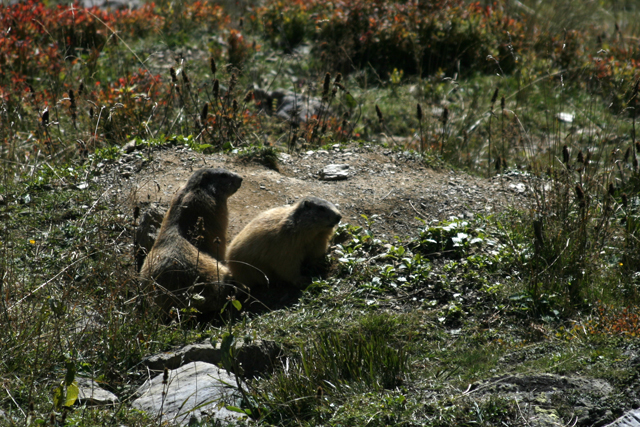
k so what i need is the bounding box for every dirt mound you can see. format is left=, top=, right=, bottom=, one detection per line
left=112, top=143, right=530, bottom=240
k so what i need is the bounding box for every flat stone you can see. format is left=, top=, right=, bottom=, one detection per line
left=607, top=409, right=640, bottom=427
left=476, top=373, right=613, bottom=395
left=76, top=378, right=119, bottom=406
left=142, top=339, right=281, bottom=378
left=143, top=342, right=222, bottom=372
left=473, top=374, right=614, bottom=427
left=132, top=362, right=244, bottom=426
left=556, top=112, right=575, bottom=123
left=320, top=164, right=350, bottom=181
left=278, top=153, right=291, bottom=162
left=509, top=183, right=526, bottom=193
left=122, top=139, right=137, bottom=153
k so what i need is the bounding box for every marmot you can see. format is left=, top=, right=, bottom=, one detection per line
left=140, top=168, right=242, bottom=314
left=226, top=196, right=342, bottom=289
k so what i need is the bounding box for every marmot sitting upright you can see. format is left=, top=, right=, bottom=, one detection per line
left=140, top=168, right=242, bottom=314
left=226, top=196, right=342, bottom=290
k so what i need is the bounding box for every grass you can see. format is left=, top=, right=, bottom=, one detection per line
left=2, top=0, right=640, bottom=425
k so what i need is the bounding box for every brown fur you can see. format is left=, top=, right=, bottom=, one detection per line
left=140, top=168, right=242, bottom=314
left=226, top=196, right=341, bottom=289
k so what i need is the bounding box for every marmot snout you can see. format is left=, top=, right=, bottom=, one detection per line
left=226, top=196, right=341, bottom=290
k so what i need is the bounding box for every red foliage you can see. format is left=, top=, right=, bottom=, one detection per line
left=590, top=303, right=640, bottom=337
left=0, top=0, right=162, bottom=89
left=227, top=29, right=252, bottom=68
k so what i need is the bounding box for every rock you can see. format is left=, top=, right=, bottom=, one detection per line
left=135, top=205, right=166, bottom=271
left=320, top=164, right=350, bottom=181
left=122, top=139, right=138, bottom=153
left=475, top=373, right=613, bottom=396
left=607, top=409, right=640, bottom=427
left=226, top=339, right=282, bottom=378
left=509, top=182, right=526, bottom=193
left=556, top=112, right=575, bottom=123
left=76, top=378, right=119, bottom=406
left=253, top=88, right=324, bottom=124
left=143, top=339, right=281, bottom=379
left=471, top=374, right=614, bottom=427
left=132, top=362, right=244, bottom=426
left=278, top=153, right=292, bottom=163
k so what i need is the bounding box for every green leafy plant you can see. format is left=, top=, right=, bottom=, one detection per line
left=52, top=361, right=79, bottom=411
left=414, top=217, right=489, bottom=259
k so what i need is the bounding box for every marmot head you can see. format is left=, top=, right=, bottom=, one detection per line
left=183, top=168, right=243, bottom=202
left=292, top=196, right=342, bottom=229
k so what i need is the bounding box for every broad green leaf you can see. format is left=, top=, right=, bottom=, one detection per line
left=64, top=383, right=79, bottom=407
left=52, top=385, right=64, bottom=410
left=220, top=333, right=235, bottom=372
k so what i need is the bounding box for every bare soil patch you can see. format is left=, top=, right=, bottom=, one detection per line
left=108, top=143, right=530, bottom=240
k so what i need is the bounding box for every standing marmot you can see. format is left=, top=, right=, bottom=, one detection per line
left=226, top=196, right=342, bottom=289
left=140, top=168, right=242, bottom=314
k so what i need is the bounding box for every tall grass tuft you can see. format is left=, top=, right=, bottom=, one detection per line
left=251, top=319, right=407, bottom=424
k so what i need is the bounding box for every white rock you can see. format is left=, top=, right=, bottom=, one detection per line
left=122, top=139, right=137, bottom=153
left=132, top=362, right=244, bottom=426
left=76, top=378, right=119, bottom=406
left=320, top=164, right=350, bottom=181
left=555, top=112, right=575, bottom=123
left=606, top=409, right=640, bottom=427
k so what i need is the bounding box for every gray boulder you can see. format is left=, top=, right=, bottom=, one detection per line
left=132, top=362, right=245, bottom=426
left=143, top=339, right=281, bottom=379
left=320, top=164, right=350, bottom=181
left=76, top=378, right=119, bottom=406
left=607, top=409, right=640, bottom=427
left=471, top=373, right=614, bottom=427
left=254, top=88, right=324, bottom=125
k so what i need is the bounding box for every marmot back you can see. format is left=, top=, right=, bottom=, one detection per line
left=140, top=168, right=242, bottom=314
left=226, top=196, right=341, bottom=290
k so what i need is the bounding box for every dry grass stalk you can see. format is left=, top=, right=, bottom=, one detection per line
left=375, top=104, right=384, bottom=124
left=213, top=79, right=220, bottom=99
left=322, top=72, right=331, bottom=100
left=200, top=102, right=209, bottom=124
left=417, top=103, right=424, bottom=154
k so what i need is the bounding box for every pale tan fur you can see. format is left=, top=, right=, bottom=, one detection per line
left=140, top=168, right=242, bottom=314
left=227, top=197, right=341, bottom=289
